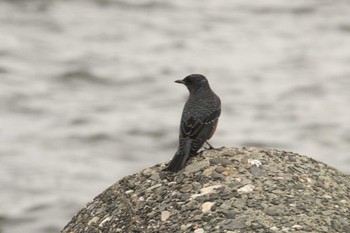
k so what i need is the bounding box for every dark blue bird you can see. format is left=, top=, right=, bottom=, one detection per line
left=165, top=74, right=221, bottom=172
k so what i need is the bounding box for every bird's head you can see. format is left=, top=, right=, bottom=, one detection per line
left=175, top=74, right=210, bottom=93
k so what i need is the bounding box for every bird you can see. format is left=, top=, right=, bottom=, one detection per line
left=165, top=74, right=221, bottom=172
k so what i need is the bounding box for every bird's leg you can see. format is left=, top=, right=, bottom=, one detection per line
left=205, top=141, right=215, bottom=149
left=205, top=141, right=224, bottom=151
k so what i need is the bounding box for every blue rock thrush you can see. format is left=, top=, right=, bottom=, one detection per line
left=166, top=74, right=221, bottom=172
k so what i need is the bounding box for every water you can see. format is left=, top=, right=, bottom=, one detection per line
left=0, top=0, right=349, bottom=232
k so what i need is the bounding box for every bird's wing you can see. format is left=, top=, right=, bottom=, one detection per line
left=179, top=107, right=221, bottom=155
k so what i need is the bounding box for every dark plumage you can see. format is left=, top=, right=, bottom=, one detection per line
left=165, top=74, right=221, bottom=172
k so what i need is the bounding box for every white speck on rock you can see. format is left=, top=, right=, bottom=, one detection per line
left=322, top=194, right=332, bottom=199
left=191, top=185, right=222, bottom=199
left=125, top=190, right=134, bottom=194
left=161, top=210, right=171, bottom=221
left=194, top=228, right=204, bottom=233
left=248, top=159, right=262, bottom=167
left=88, top=216, right=99, bottom=225
left=180, top=224, right=188, bottom=230
left=201, top=201, right=215, bottom=213
left=237, top=184, right=255, bottom=193
left=147, top=183, right=162, bottom=191
left=99, top=216, right=111, bottom=227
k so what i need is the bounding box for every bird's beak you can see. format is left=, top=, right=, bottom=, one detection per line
left=175, top=79, right=185, bottom=84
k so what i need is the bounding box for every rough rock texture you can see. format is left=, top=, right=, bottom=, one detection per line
left=62, top=147, right=350, bottom=233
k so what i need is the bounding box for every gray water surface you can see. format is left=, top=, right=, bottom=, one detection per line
left=1, top=0, right=350, bottom=232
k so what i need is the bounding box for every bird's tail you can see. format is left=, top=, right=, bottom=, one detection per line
left=165, top=140, right=191, bottom=172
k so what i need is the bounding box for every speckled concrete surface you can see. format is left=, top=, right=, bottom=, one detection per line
left=62, top=147, right=350, bottom=233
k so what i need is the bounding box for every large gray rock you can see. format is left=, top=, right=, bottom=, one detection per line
left=62, top=147, right=350, bottom=233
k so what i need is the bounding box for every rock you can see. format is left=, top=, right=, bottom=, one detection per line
left=62, top=147, right=350, bottom=233
left=292, top=224, right=303, bottom=229
left=345, top=225, right=350, bottom=233
left=211, top=171, right=225, bottom=180
left=219, top=210, right=236, bottom=219
left=264, top=206, right=284, bottom=216
left=248, top=159, right=262, bottom=167
left=185, top=160, right=210, bottom=173
left=209, top=157, right=233, bottom=166
left=87, top=216, right=99, bottom=225
left=161, top=210, right=170, bottom=221
left=237, top=184, right=255, bottom=193
left=125, top=189, right=133, bottom=194
left=194, top=228, right=204, bottom=233
left=190, top=184, right=223, bottom=199
left=215, top=166, right=226, bottom=173
left=223, top=217, right=248, bottom=230
left=202, top=167, right=215, bottom=177
left=201, top=202, right=215, bottom=213
left=180, top=184, right=192, bottom=193
left=99, top=216, right=111, bottom=227
left=232, top=199, right=246, bottom=209
left=150, top=173, right=160, bottom=181
left=321, top=210, right=333, bottom=216
left=249, top=166, right=266, bottom=177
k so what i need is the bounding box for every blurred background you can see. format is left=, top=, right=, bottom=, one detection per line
left=0, top=0, right=349, bottom=232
